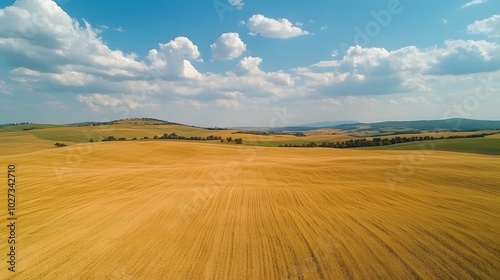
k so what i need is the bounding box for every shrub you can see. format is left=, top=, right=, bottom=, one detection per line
left=102, top=136, right=117, bottom=142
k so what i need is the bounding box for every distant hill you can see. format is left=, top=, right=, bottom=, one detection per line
left=267, top=121, right=358, bottom=132
left=68, top=118, right=228, bottom=130
left=270, top=126, right=319, bottom=132
left=335, top=118, right=500, bottom=132
left=4, top=118, right=500, bottom=134
left=297, top=121, right=358, bottom=128
left=259, top=118, right=500, bottom=133
left=68, top=118, right=174, bottom=126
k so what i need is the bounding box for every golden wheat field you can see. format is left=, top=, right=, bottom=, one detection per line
left=0, top=140, right=499, bottom=279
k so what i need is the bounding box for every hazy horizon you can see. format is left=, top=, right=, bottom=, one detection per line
left=4, top=116, right=500, bottom=128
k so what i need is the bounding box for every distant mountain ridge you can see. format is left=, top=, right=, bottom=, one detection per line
left=335, top=118, right=500, bottom=131
left=263, top=118, right=500, bottom=133
left=3, top=118, right=499, bottom=133
left=297, top=121, right=358, bottom=128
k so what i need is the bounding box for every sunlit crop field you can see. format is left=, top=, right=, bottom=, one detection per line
left=0, top=140, right=498, bottom=279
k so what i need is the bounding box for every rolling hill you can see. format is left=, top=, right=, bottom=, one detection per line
left=335, top=118, right=500, bottom=132
left=0, top=141, right=499, bottom=279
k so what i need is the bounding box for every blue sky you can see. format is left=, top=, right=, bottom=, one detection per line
left=0, top=0, right=499, bottom=127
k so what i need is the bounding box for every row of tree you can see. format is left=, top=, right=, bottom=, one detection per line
left=232, top=131, right=306, bottom=137
left=100, top=136, right=126, bottom=142
left=279, top=133, right=493, bottom=149
left=226, top=137, right=243, bottom=144
left=153, top=133, right=223, bottom=141
left=93, top=134, right=243, bottom=144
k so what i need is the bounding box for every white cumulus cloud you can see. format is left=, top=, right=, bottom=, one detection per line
left=235, top=56, right=294, bottom=86
left=236, top=56, right=263, bottom=75
left=147, top=37, right=202, bottom=79
left=215, top=99, right=241, bottom=109
left=0, top=0, right=146, bottom=80
left=300, top=40, right=500, bottom=96
left=247, top=14, right=309, bottom=39
left=228, top=0, right=244, bottom=9
left=211, top=33, right=246, bottom=60
left=460, top=0, right=487, bottom=8
left=468, top=14, right=500, bottom=38
left=77, top=93, right=123, bottom=110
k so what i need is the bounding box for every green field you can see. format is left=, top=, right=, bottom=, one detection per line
left=360, top=137, right=500, bottom=155
left=0, top=124, right=61, bottom=132
left=0, top=124, right=227, bottom=143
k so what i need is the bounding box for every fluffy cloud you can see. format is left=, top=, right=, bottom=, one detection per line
left=247, top=14, right=309, bottom=39
left=1, top=0, right=499, bottom=124
left=147, top=37, right=202, bottom=79
left=77, top=93, right=123, bottom=110
left=236, top=56, right=263, bottom=75
left=430, top=40, right=500, bottom=75
left=468, top=15, right=500, bottom=38
left=0, top=0, right=204, bottom=90
left=228, top=0, right=244, bottom=9
left=0, top=0, right=146, bottom=79
left=210, top=33, right=246, bottom=60
left=215, top=99, right=241, bottom=109
left=77, top=92, right=158, bottom=111
left=235, top=56, right=294, bottom=87
left=299, top=40, right=500, bottom=96
left=460, top=0, right=487, bottom=8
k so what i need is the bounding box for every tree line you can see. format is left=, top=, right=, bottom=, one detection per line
left=94, top=133, right=243, bottom=144
left=232, top=131, right=305, bottom=137
left=278, top=133, right=496, bottom=149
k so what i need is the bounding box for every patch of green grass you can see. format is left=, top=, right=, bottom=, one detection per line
left=0, top=124, right=60, bottom=132
left=360, top=138, right=500, bottom=155
left=0, top=124, right=230, bottom=143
